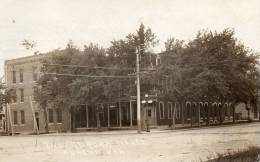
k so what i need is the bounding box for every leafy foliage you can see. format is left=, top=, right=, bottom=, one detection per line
left=160, top=29, right=259, bottom=104
left=34, top=26, right=259, bottom=132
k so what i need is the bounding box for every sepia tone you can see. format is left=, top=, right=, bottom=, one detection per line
left=0, top=0, right=260, bottom=162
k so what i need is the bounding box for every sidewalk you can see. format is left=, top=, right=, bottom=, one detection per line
left=39, top=120, right=259, bottom=136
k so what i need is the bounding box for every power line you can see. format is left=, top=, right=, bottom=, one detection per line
left=42, top=63, right=136, bottom=71
left=158, top=58, right=257, bottom=70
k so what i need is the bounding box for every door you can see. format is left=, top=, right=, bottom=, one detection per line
left=146, top=104, right=156, bottom=126
left=35, top=112, right=39, bottom=130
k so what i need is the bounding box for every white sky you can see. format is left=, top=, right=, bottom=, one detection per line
left=0, top=0, right=260, bottom=76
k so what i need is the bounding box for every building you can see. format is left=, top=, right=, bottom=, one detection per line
left=4, top=53, right=70, bottom=134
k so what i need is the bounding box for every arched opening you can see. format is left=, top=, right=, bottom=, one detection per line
left=212, top=102, right=218, bottom=123
left=218, top=103, right=222, bottom=123
left=199, top=102, right=204, bottom=123
left=186, top=102, right=191, bottom=124
left=224, top=103, right=228, bottom=121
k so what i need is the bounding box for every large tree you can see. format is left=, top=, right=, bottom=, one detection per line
left=161, top=29, right=259, bottom=105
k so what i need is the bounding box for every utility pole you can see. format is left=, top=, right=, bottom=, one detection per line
left=136, top=49, right=141, bottom=134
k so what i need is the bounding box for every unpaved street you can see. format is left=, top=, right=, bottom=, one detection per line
left=0, top=123, right=260, bottom=162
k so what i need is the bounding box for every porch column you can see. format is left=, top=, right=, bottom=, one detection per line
left=207, top=104, right=210, bottom=126
left=233, top=104, right=235, bottom=123
left=172, top=104, right=176, bottom=129
left=86, top=105, right=89, bottom=128
left=130, top=100, right=133, bottom=127
left=154, top=101, right=157, bottom=126
left=107, top=103, right=110, bottom=128
left=198, top=105, right=201, bottom=127
left=119, top=102, right=122, bottom=127
left=191, top=104, right=194, bottom=128
left=228, top=104, right=231, bottom=120
left=181, top=103, right=184, bottom=126
left=116, top=103, right=119, bottom=126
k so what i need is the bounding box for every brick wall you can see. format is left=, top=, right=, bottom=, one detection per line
left=5, top=54, right=70, bottom=133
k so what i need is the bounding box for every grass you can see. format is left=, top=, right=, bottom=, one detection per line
left=205, top=146, right=260, bottom=162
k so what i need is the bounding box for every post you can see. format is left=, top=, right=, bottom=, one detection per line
left=4, top=103, right=8, bottom=133
left=130, top=101, right=133, bottom=127
left=233, top=104, right=235, bottom=123
left=172, top=104, right=176, bottom=129
left=181, top=103, right=184, bottom=126
left=154, top=101, right=157, bottom=125
left=198, top=104, right=201, bottom=127
left=7, top=104, right=14, bottom=136
left=191, top=104, right=193, bottom=128
left=29, top=96, right=39, bottom=135
left=136, top=49, right=141, bottom=134
left=86, top=105, right=89, bottom=128
left=119, top=102, right=122, bottom=127
left=107, top=103, right=110, bottom=128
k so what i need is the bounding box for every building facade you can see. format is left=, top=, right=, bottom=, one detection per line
left=5, top=54, right=70, bottom=134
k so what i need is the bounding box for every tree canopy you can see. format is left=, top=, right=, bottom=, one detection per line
left=34, top=25, right=259, bottom=131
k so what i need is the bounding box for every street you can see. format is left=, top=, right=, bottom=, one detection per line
left=0, top=122, right=260, bottom=162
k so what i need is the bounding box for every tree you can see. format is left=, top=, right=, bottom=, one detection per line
left=161, top=29, right=259, bottom=106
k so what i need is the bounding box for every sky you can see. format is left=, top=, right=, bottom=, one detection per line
left=0, top=0, right=260, bottom=76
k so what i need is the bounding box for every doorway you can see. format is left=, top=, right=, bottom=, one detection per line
left=144, top=103, right=156, bottom=126
left=35, top=112, right=39, bottom=130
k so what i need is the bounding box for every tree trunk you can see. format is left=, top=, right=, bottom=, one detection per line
left=247, top=108, right=250, bottom=122
left=43, top=106, right=49, bottom=133
left=233, top=105, right=235, bottom=123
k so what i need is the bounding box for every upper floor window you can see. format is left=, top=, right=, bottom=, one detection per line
left=20, top=88, right=24, bottom=102
left=11, top=89, right=17, bottom=103
left=12, top=71, right=16, bottom=83
left=32, top=66, right=38, bottom=81
left=19, top=69, right=24, bottom=83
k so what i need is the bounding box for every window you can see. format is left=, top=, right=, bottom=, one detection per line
left=168, top=102, right=173, bottom=119
left=12, top=71, right=16, bottom=83
left=32, top=66, right=37, bottom=81
left=159, top=102, right=164, bottom=119
left=13, top=111, right=18, bottom=124
left=56, top=108, right=62, bottom=123
left=48, top=109, right=54, bottom=123
left=21, top=110, right=25, bottom=124
left=12, top=89, right=17, bottom=103
left=20, top=88, right=24, bottom=102
left=19, top=69, right=24, bottom=83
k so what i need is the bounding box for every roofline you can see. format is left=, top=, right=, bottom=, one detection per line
left=4, top=50, right=63, bottom=65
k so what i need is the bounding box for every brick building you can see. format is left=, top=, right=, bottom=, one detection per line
left=4, top=54, right=70, bottom=134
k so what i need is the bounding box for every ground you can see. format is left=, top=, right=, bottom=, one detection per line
left=0, top=123, right=260, bottom=162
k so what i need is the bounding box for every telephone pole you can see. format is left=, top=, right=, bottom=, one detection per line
left=136, top=49, right=141, bottom=134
